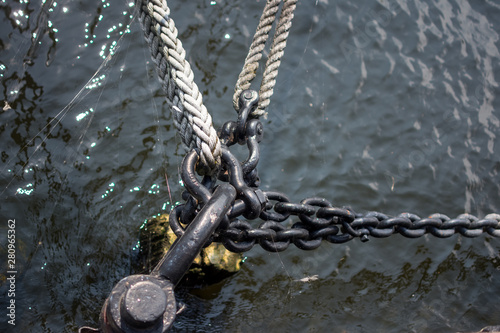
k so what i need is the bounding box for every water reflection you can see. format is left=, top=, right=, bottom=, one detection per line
left=0, top=0, right=499, bottom=332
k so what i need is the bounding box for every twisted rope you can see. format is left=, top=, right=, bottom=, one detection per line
left=233, top=0, right=298, bottom=117
left=233, top=0, right=281, bottom=111
left=257, top=0, right=297, bottom=116
left=137, top=0, right=221, bottom=174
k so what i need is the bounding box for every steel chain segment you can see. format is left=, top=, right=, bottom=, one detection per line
left=170, top=90, right=500, bottom=253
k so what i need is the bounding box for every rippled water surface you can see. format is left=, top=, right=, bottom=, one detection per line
left=1, top=0, right=499, bottom=332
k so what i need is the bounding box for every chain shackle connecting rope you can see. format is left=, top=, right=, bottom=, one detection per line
left=136, top=0, right=500, bottom=253
left=170, top=90, right=500, bottom=253
left=138, top=0, right=297, bottom=172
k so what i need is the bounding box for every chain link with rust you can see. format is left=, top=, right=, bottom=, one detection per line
left=169, top=90, right=500, bottom=253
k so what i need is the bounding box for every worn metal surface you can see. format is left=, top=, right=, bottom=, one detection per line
left=139, top=213, right=242, bottom=286
left=152, top=181, right=236, bottom=285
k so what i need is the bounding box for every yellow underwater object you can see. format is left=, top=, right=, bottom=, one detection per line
left=138, top=213, right=242, bottom=286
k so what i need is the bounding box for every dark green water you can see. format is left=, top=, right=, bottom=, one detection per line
left=1, top=0, right=499, bottom=332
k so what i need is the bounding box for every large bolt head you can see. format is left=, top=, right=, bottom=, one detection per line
left=120, top=281, right=168, bottom=328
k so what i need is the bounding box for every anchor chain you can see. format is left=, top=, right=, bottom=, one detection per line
left=170, top=90, right=500, bottom=253
left=80, top=92, right=500, bottom=333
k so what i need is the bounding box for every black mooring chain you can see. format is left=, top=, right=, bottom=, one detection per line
left=169, top=90, right=500, bottom=253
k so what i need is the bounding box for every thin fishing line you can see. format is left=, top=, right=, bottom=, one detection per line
left=1, top=8, right=139, bottom=196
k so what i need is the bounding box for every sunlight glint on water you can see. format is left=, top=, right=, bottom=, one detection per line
left=0, top=0, right=499, bottom=332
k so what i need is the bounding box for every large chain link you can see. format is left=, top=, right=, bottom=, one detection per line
left=169, top=90, right=500, bottom=253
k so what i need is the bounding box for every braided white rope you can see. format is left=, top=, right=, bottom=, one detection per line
left=137, top=0, right=221, bottom=174
left=233, top=0, right=298, bottom=117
